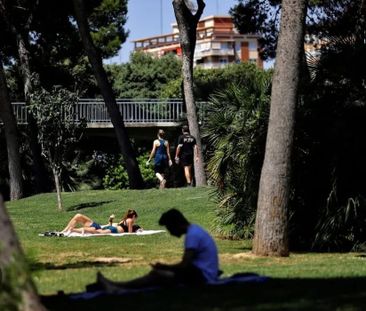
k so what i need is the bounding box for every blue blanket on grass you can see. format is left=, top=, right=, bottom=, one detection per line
left=70, top=273, right=269, bottom=301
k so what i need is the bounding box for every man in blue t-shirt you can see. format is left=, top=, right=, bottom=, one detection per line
left=96, top=209, right=219, bottom=291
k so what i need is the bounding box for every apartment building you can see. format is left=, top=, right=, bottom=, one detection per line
left=133, top=16, right=263, bottom=69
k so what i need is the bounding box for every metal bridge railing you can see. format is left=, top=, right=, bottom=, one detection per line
left=76, top=99, right=185, bottom=124
left=9, top=99, right=207, bottom=126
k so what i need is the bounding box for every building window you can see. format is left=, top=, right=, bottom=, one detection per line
left=198, top=42, right=210, bottom=51
left=248, top=41, right=257, bottom=51
left=220, top=42, right=229, bottom=50
left=235, top=42, right=241, bottom=50
left=212, top=42, right=221, bottom=50
left=249, top=58, right=257, bottom=64
left=219, top=58, right=228, bottom=64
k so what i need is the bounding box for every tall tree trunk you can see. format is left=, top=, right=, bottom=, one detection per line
left=16, top=33, right=49, bottom=194
left=51, top=167, right=63, bottom=211
left=0, top=56, right=23, bottom=200
left=0, top=1, right=49, bottom=194
left=172, top=0, right=207, bottom=186
left=0, top=195, right=47, bottom=311
left=72, top=0, right=144, bottom=189
left=253, top=0, right=308, bottom=256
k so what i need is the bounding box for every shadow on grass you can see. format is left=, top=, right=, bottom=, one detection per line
left=67, top=200, right=115, bottom=211
left=31, top=260, right=129, bottom=271
left=42, top=277, right=366, bottom=311
left=233, top=246, right=252, bottom=251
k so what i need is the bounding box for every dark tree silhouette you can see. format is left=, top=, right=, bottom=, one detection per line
left=0, top=0, right=49, bottom=193
left=0, top=56, right=23, bottom=200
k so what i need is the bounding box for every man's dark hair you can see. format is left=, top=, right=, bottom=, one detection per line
left=159, top=209, right=189, bottom=227
left=182, top=125, right=189, bottom=133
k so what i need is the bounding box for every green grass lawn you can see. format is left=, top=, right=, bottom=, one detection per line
left=6, top=187, right=366, bottom=310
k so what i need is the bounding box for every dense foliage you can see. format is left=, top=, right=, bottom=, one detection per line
left=0, top=0, right=129, bottom=99
left=103, top=152, right=156, bottom=189
left=290, top=32, right=366, bottom=251
left=107, top=52, right=182, bottom=98
left=161, top=62, right=266, bottom=101
left=203, top=68, right=271, bottom=239
left=229, top=0, right=356, bottom=60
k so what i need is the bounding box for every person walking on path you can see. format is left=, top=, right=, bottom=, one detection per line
left=175, top=125, right=199, bottom=187
left=146, top=129, right=172, bottom=189
left=95, top=208, right=219, bottom=291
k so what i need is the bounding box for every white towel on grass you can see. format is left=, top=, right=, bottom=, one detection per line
left=39, top=230, right=165, bottom=237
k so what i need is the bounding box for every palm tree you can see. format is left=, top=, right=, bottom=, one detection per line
left=204, top=70, right=271, bottom=239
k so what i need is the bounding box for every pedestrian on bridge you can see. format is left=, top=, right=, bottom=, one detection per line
left=146, top=129, right=173, bottom=189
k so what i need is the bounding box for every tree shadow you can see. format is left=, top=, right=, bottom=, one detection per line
left=42, top=277, right=366, bottom=311
left=31, top=259, right=130, bottom=271
left=233, top=246, right=252, bottom=251
left=355, top=254, right=366, bottom=258
left=67, top=200, right=115, bottom=211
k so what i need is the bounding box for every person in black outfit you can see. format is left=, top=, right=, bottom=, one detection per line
left=175, top=125, right=199, bottom=187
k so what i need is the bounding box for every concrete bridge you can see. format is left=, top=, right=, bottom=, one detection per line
left=11, top=99, right=207, bottom=128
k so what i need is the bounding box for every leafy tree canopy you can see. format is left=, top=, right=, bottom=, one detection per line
left=161, top=62, right=272, bottom=101
left=107, top=52, right=182, bottom=98
left=28, top=81, right=86, bottom=210
left=229, top=0, right=357, bottom=60
left=0, top=0, right=128, bottom=98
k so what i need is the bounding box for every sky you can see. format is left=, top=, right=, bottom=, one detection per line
left=105, top=0, right=239, bottom=64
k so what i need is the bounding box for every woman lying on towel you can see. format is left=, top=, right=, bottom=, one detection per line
left=61, top=209, right=140, bottom=235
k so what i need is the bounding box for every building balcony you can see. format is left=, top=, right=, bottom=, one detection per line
left=195, top=49, right=235, bottom=59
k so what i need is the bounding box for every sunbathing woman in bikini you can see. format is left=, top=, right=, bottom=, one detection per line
left=61, top=209, right=139, bottom=235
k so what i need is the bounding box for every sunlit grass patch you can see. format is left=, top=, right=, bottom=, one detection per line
left=6, top=187, right=366, bottom=310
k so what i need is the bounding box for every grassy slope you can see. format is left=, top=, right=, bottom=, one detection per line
left=6, top=187, right=366, bottom=310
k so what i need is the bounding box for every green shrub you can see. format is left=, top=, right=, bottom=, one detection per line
left=312, top=192, right=366, bottom=251
left=103, top=153, right=155, bottom=189
left=60, top=151, right=113, bottom=191
left=103, top=161, right=129, bottom=190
